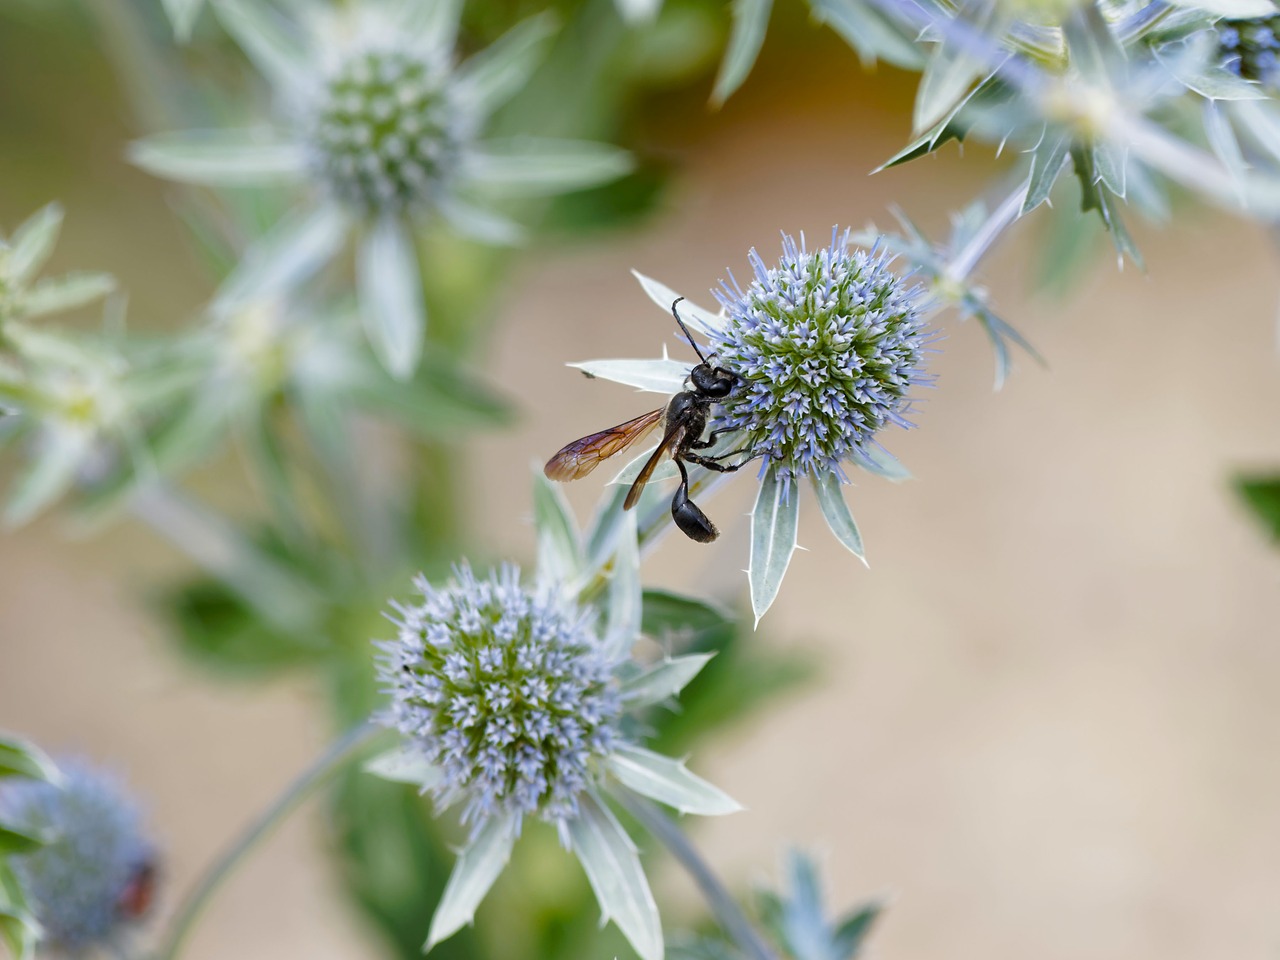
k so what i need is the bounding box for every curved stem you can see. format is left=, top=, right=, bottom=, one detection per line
left=153, top=723, right=386, bottom=960
left=616, top=790, right=780, bottom=960
left=944, top=179, right=1030, bottom=284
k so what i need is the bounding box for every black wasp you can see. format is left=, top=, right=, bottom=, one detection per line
left=544, top=299, right=749, bottom=542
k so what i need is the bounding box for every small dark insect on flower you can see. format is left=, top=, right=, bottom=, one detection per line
left=544, top=299, right=751, bottom=543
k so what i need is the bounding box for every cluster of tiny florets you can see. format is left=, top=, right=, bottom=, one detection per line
left=707, top=229, right=931, bottom=481
left=1, top=763, right=154, bottom=954
left=1218, top=16, right=1280, bottom=86
left=308, top=48, right=465, bottom=212
left=377, top=564, right=623, bottom=832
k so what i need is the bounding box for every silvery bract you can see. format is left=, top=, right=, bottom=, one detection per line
left=131, top=0, right=632, bottom=380
left=0, top=204, right=114, bottom=336
left=0, top=761, right=155, bottom=956
left=574, top=230, right=932, bottom=622
left=367, top=474, right=739, bottom=960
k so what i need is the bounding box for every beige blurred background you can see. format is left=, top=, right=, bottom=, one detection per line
left=3, top=8, right=1280, bottom=960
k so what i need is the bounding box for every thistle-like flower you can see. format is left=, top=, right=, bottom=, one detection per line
left=0, top=762, right=156, bottom=956
left=1217, top=14, right=1280, bottom=85
left=0, top=204, right=114, bottom=339
left=367, top=476, right=740, bottom=960
left=131, top=0, right=632, bottom=379
left=571, top=230, right=932, bottom=620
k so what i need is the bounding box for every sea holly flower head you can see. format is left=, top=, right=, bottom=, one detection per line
left=569, top=231, right=933, bottom=621
left=367, top=474, right=740, bottom=960
left=0, top=761, right=156, bottom=955
left=706, top=228, right=931, bottom=484
left=378, top=562, right=623, bottom=831
left=1217, top=13, right=1280, bottom=85
left=130, top=0, right=632, bottom=380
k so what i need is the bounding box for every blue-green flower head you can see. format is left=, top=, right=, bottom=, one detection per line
left=377, top=563, right=624, bottom=833
left=708, top=229, right=932, bottom=482
left=1217, top=15, right=1280, bottom=86
left=1, top=762, right=156, bottom=955
left=308, top=44, right=467, bottom=214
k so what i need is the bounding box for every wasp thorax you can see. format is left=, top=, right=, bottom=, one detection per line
left=309, top=49, right=464, bottom=213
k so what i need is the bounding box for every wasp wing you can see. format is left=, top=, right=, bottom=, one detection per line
left=544, top=408, right=665, bottom=482
left=623, top=422, right=686, bottom=511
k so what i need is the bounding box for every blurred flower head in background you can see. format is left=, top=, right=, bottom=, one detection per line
left=0, top=761, right=156, bottom=956
left=1217, top=13, right=1280, bottom=85
left=131, top=0, right=632, bottom=380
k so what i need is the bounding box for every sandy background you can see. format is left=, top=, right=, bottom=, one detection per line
left=2, top=10, right=1280, bottom=960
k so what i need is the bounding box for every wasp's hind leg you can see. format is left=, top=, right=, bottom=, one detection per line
left=683, top=450, right=752, bottom=474
left=670, top=459, right=718, bottom=543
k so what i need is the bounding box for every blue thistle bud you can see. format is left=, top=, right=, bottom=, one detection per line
left=1217, top=15, right=1280, bottom=85
left=1, top=762, right=156, bottom=955
left=707, top=228, right=932, bottom=482
left=377, top=563, right=624, bottom=833
left=309, top=48, right=465, bottom=213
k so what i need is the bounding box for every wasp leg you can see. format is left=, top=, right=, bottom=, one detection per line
left=683, top=451, right=751, bottom=473
left=689, top=428, right=737, bottom=451
left=671, top=459, right=718, bottom=543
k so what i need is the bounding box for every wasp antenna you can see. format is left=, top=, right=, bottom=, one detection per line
left=671, top=297, right=711, bottom=366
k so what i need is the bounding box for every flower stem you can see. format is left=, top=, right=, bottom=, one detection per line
left=153, top=723, right=387, bottom=960
left=615, top=790, right=780, bottom=960
left=944, top=180, right=1030, bottom=284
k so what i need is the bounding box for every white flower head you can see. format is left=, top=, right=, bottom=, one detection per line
left=367, top=474, right=740, bottom=960
left=132, top=0, right=632, bottom=380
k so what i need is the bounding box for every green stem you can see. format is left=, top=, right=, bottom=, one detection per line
left=153, top=723, right=387, bottom=960
left=617, top=791, right=780, bottom=960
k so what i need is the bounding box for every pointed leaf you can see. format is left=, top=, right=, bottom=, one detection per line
left=213, top=0, right=309, bottom=92
left=1023, top=132, right=1070, bottom=213
left=1203, top=100, right=1248, bottom=189
left=5, top=426, right=93, bottom=527
left=426, top=813, right=520, bottom=950
left=568, top=791, right=663, bottom=960
left=0, top=823, right=47, bottom=856
left=7, top=203, right=63, bottom=286
left=437, top=195, right=524, bottom=246
left=631, top=270, right=725, bottom=335
left=811, top=470, right=866, bottom=564
left=914, top=43, right=990, bottom=133
left=392, top=0, right=464, bottom=51
left=832, top=902, right=883, bottom=960
left=461, top=138, right=633, bottom=196
left=129, top=129, right=307, bottom=186
left=363, top=747, right=443, bottom=789
left=455, top=13, right=557, bottom=116
left=810, top=0, right=923, bottom=70
left=713, top=0, right=772, bottom=105
left=0, top=736, right=59, bottom=783
left=615, top=0, right=663, bottom=22
left=216, top=203, right=347, bottom=308
left=533, top=469, right=584, bottom=587
left=608, top=747, right=741, bottom=815
left=603, top=511, right=642, bottom=660
left=163, top=0, right=205, bottom=41
left=357, top=217, right=426, bottom=380
left=22, top=273, right=116, bottom=318
left=569, top=358, right=691, bottom=394
left=749, top=463, right=799, bottom=624
left=849, top=445, right=911, bottom=481
left=621, top=653, right=716, bottom=705
left=610, top=443, right=676, bottom=486
left=0, top=908, right=38, bottom=960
